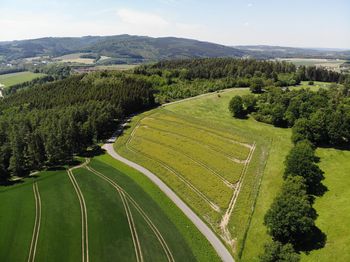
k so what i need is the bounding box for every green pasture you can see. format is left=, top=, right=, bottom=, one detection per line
left=301, top=149, right=350, bottom=262
left=115, top=87, right=283, bottom=258
left=0, top=154, right=218, bottom=261
left=0, top=71, right=45, bottom=88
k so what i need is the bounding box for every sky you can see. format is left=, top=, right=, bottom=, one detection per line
left=0, top=0, right=349, bottom=48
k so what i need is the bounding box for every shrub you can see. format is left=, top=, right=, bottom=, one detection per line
left=260, top=241, right=300, bottom=262
left=229, top=96, right=245, bottom=118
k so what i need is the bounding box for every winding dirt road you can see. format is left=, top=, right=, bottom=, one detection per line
left=102, top=143, right=235, bottom=262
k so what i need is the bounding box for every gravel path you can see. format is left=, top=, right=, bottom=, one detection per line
left=103, top=143, right=234, bottom=262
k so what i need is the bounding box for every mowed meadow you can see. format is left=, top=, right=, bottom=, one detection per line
left=0, top=71, right=45, bottom=88
left=0, top=154, right=220, bottom=262
left=117, top=86, right=349, bottom=262
left=116, top=88, right=292, bottom=259
left=301, top=148, right=350, bottom=262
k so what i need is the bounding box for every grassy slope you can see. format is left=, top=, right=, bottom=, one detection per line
left=95, top=154, right=220, bottom=261
left=35, top=170, right=81, bottom=262
left=301, top=149, right=350, bottom=262
left=0, top=154, right=214, bottom=261
left=73, top=167, right=138, bottom=261
left=115, top=88, right=292, bottom=259
left=165, top=89, right=292, bottom=260
left=0, top=71, right=45, bottom=87
left=0, top=180, right=35, bottom=261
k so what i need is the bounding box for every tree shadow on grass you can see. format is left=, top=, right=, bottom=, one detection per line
left=79, top=146, right=105, bottom=158
left=0, top=179, right=24, bottom=187
left=319, top=143, right=350, bottom=152
left=296, top=226, right=327, bottom=253
left=46, top=166, right=66, bottom=171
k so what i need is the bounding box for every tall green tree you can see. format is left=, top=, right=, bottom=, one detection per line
left=260, top=241, right=300, bottom=262
left=264, top=176, right=316, bottom=245
left=229, top=96, right=245, bottom=118
left=284, top=140, right=324, bottom=195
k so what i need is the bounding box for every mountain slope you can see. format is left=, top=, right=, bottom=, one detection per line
left=234, top=45, right=350, bottom=59
left=0, top=35, right=245, bottom=61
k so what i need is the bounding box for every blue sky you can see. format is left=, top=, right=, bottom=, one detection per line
left=0, top=0, right=349, bottom=48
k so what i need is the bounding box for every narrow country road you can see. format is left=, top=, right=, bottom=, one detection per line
left=102, top=142, right=235, bottom=262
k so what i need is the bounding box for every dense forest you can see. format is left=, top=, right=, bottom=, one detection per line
left=0, top=57, right=347, bottom=183
left=0, top=72, right=155, bottom=182
left=250, top=85, right=350, bottom=146
left=135, top=58, right=344, bottom=102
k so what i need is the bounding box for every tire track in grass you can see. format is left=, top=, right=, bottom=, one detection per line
left=140, top=124, right=247, bottom=164
left=136, top=133, right=235, bottom=188
left=67, top=160, right=89, bottom=262
left=119, top=190, right=143, bottom=262
left=220, top=142, right=256, bottom=246
left=103, top=143, right=234, bottom=262
left=86, top=165, right=175, bottom=262
left=27, top=182, right=41, bottom=262
left=127, top=123, right=221, bottom=212
left=149, top=110, right=253, bottom=149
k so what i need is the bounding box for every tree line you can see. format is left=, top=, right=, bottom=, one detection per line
left=229, top=81, right=350, bottom=260
left=0, top=71, right=155, bottom=182
left=261, top=140, right=326, bottom=261
left=134, top=58, right=344, bottom=102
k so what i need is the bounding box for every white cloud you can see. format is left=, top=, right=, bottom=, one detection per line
left=115, top=8, right=208, bottom=40
left=117, top=8, right=169, bottom=29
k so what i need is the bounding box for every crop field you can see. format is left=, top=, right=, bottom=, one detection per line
left=0, top=154, right=218, bottom=261
left=142, top=87, right=349, bottom=261
left=276, top=58, right=346, bottom=72
left=0, top=71, right=45, bottom=88
left=125, top=110, right=255, bottom=221
left=292, top=81, right=335, bottom=91
left=116, top=88, right=288, bottom=257
left=55, top=53, right=95, bottom=64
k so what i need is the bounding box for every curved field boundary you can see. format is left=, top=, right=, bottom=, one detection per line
left=27, top=182, right=41, bottom=262
left=136, top=134, right=235, bottom=188
left=103, top=143, right=235, bottom=262
left=220, top=142, right=256, bottom=245
left=67, top=162, right=89, bottom=262
left=86, top=165, right=175, bottom=262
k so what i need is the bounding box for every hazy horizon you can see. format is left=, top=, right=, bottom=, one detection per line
left=1, top=0, right=349, bottom=49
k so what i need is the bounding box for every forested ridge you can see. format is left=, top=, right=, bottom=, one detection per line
left=136, top=58, right=344, bottom=102
left=0, top=71, right=155, bottom=182
left=0, top=57, right=347, bottom=183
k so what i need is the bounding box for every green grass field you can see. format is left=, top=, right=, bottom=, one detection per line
left=0, top=154, right=219, bottom=261
left=55, top=53, right=95, bottom=64
left=292, top=81, right=335, bottom=91
left=276, top=58, right=346, bottom=72
left=0, top=71, right=45, bottom=88
left=115, top=88, right=292, bottom=258
left=144, top=85, right=349, bottom=261
left=301, top=149, right=350, bottom=262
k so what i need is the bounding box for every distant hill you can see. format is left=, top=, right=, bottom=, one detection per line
left=1, top=35, right=348, bottom=63
left=0, top=35, right=245, bottom=62
left=234, top=45, right=350, bottom=59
